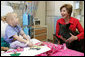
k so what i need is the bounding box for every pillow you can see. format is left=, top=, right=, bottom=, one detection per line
left=1, top=5, right=14, bottom=16
left=1, top=5, right=13, bottom=38
left=1, top=21, right=8, bottom=38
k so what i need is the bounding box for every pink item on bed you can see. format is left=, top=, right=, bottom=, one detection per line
left=51, top=49, right=84, bottom=56
left=35, top=42, right=84, bottom=56
left=36, top=42, right=66, bottom=56
left=5, top=48, right=23, bottom=53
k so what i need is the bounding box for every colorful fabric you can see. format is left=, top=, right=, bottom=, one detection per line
left=1, top=37, right=9, bottom=47
left=23, top=26, right=29, bottom=35
left=23, top=12, right=28, bottom=26
left=35, top=42, right=84, bottom=56
left=35, top=42, right=66, bottom=56
left=51, top=49, right=84, bottom=56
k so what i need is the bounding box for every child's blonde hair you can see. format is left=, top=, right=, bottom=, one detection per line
left=1, top=16, right=6, bottom=22
left=6, top=12, right=17, bottom=24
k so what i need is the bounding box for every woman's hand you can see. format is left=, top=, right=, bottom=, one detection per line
left=66, top=33, right=78, bottom=43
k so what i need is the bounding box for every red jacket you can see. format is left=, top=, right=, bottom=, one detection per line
left=56, top=17, right=84, bottom=41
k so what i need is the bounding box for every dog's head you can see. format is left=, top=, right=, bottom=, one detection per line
left=59, top=23, right=70, bottom=34
left=58, top=23, right=71, bottom=39
left=59, top=23, right=70, bottom=29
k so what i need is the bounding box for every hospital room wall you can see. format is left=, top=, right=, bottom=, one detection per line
left=35, top=1, right=46, bottom=26
left=80, top=1, right=84, bottom=28
left=1, top=1, right=8, bottom=6
left=78, top=1, right=84, bottom=28
left=73, top=1, right=84, bottom=28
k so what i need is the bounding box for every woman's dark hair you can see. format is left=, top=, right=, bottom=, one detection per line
left=60, top=4, right=73, bottom=16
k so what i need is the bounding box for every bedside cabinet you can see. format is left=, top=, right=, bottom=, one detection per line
left=32, top=25, right=47, bottom=41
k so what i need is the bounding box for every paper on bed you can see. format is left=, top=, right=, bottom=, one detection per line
left=20, top=46, right=51, bottom=56
left=30, top=38, right=41, bottom=44
left=20, top=39, right=51, bottom=56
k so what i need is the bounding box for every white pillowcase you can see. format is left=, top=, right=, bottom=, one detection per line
left=1, top=5, right=13, bottom=38
left=1, top=5, right=14, bottom=16
left=1, top=21, right=8, bottom=38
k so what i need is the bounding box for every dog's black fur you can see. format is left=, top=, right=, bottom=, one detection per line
left=58, top=23, right=78, bottom=39
left=58, top=23, right=84, bottom=52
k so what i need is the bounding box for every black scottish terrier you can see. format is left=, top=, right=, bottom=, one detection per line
left=58, top=23, right=84, bottom=52
left=58, top=23, right=78, bottom=39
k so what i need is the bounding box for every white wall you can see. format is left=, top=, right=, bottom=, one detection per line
left=80, top=1, right=84, bottom=28
left=47, top=1, right=55, bottom=16
left=1, top=1, right=9, bottom=6
left=35, top=1, right=45, bottom=26
left=55, top=1, right=74, bottom=16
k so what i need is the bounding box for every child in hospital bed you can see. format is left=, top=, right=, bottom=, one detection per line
left=4, top=12, right=33, bottom=49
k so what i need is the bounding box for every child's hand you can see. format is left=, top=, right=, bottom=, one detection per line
left=13, top=38, right=17, bottom=41
left=28, top=42, right=33, bottom=47
left=26, top=41, right=33, bottom=47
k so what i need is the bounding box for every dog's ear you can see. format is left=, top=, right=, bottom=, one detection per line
left=59, top=23, right=61, bottom=26
left=66, top=23, right=70, bottom=28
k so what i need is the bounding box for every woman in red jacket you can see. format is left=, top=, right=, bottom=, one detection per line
left=56, top=4, right=84, bottom=52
